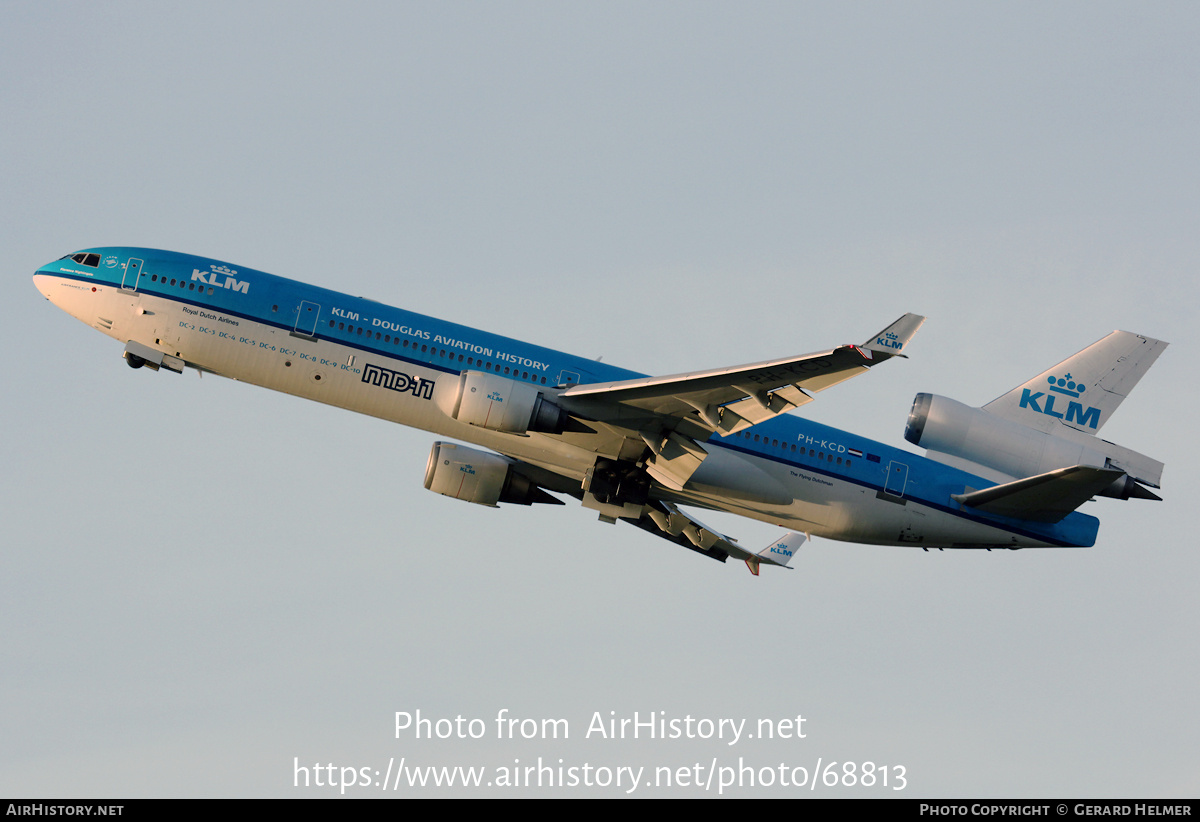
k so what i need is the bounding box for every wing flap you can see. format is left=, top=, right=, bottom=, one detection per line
left=626, top=501, right=805, bottom=575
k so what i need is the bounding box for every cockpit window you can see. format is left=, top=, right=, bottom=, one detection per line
left=70, top=253, right=101, bottom=267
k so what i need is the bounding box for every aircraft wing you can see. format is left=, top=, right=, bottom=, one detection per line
left=559, top=313, right=925, bottom=438
left=624, top=501, right=805, bottom=575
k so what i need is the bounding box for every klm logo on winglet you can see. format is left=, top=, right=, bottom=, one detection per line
left=192, top=265, right=250, bottom=294
left=875, top=331, right=904, bottom=351
left=1019, top=373, right=1101, bottom=429
left=770, top=543, right=794, bottom=558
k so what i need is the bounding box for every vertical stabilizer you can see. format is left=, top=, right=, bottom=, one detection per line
left=982, top=331, right=1167, bottom=435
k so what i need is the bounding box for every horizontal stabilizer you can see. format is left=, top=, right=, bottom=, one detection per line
left=952, top=465, right=1125, bottom=523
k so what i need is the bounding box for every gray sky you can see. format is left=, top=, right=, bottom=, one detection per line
left=3, top=0, right=1197, bottom=797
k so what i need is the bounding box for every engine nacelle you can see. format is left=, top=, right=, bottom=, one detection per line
left=904, top=393, right=1108, bottom=481
left=434, top=371, right=567, bottom=434
left=423, top=442, right=558, bottom=507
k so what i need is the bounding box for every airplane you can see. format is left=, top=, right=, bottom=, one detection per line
left=33, top=248, right=1167, bottom=575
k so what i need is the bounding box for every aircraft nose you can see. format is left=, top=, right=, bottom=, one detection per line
left=33, top=273, right=54, bottom=300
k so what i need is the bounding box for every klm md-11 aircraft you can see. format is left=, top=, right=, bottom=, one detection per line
left=34, top=249, right=1166, bottom=575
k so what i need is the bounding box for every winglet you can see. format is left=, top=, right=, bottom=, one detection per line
left=862, top=313, right=925, bottom=359
left=745, top=531, right=806, bottom=576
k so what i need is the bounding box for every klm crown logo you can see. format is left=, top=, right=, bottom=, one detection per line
left=1018, top=372, right=1101, bottom=429
left=1048, top=373, right=1084, bottom=398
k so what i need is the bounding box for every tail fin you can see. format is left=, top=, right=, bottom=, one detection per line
left=983, top=331, right=1167, bottom=435
left=907, top=330, right=1167, bottom=494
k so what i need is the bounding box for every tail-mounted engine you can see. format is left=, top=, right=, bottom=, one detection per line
left=904, top=393, right=1162, bottom=499
left=434, top=371, right=568, bottom=434
left=905, top=393, right=1108, bottom=480
left=423, top=442, right=561, bottom=507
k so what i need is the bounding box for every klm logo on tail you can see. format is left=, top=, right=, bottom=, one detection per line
left=1019, top=373, right=1101, bottom=429
left=875, top=331, right=904, bottom=351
